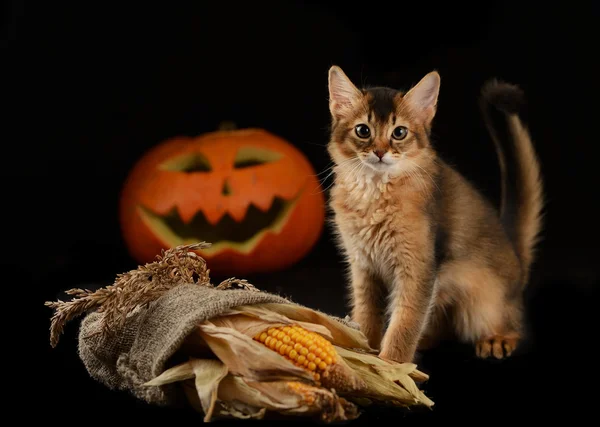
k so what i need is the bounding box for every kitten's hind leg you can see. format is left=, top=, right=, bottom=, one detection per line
left=475, top=296, right=524, bottom=359
left=348, top=264, right=386, bottom=350
left=475, top=332, right=520, bottom=359
left=437, top=260, right=523, bottom=359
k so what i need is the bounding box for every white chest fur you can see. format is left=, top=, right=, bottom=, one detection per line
left=331, top=171, right=405, bottom=285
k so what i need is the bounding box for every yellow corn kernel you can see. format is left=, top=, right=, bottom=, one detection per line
left=252, top=324, right=339, bottom=385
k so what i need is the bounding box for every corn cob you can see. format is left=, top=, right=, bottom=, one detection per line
left=253, top=325, right=339, bottom=386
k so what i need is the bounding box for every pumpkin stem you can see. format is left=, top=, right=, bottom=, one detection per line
left=218, top=121, right=237, bottom=131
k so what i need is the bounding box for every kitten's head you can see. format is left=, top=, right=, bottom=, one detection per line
left=327, top=66, right=440, bottom=177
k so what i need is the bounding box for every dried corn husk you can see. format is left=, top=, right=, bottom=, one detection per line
left=243, top=303, right=374, bottom=351
left=144, top=304, right=434, bottom=422
left=184, top=373, right=358, bottom=422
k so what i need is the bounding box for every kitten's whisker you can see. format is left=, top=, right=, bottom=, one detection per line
left=321, top=174, right=342, bottom=194
left=416, top=171, right=431, bottom=199
left=326, top=158, right=362, bottom=193
left=310, top=158, right=357, bottom=195
left=324, top=157, right=359, bottom=182
left=349, top=162, right=367, bottom=191
left=313, top=157, right=360, bottom=195
left=318, top=167, right=336, bottom=184
left=413, top=167, right=429, bottom=195
left=314, top=163, right=335, bottom=177
left=343, top=158, right=364, bottom=183
left=339, top=158, right=363, bottom=180
left=408, top=159, right=441, bottom=193
left=406, top=167, right=431, bottom=199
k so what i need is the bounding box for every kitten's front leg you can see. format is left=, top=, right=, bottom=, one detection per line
left=349, top=264, right=385, bottom=350
left=379, top=252, right=436, bottom=363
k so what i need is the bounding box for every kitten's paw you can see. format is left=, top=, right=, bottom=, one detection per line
left=475, top=334, right=519, bottom=359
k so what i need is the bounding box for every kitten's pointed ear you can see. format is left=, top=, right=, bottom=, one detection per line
left=403, top=71, right=441, bottom=124
left=328, top=66, right=362, bottom=119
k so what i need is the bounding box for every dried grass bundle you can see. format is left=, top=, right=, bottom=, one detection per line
left=45, top=242, right=255, bottom=347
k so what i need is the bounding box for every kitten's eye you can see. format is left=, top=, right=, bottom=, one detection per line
left=392, top=126, right=408, bottom=140
left=355, top=124, right=371, bottom=139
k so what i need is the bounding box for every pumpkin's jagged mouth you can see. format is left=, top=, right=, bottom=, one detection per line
left=137, top=195, right=300, bottom=255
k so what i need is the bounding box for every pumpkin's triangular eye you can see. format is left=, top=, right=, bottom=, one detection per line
left=234, top=147, right=281, bottom=169
left=159, top=153, right=211, bottom=173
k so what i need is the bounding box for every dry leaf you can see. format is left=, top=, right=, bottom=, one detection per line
left=143, top=360, right=196, bottom=386
left=208, top=314, right=366, bottom=394
left=216, top=400, right=267, bottom=420
left=145, top=315, right=433, bottom=422
left=219, top=306, right=334, bottom=340
left=182, top=381, right=267, bottom=420
left=158, top=361, right=359, bottom=422
left=335, top=345, right=430, bottom=382
left=251, top=303, right=374, bottom=351
left=179, top=365, right=360, bottom=422
left=341, top=357, right=419, bottom=406
left=142, top=358, right=229, bottom=421
left=246, top=380, right=359, bottom=422
left=218, top=375, right=289, bottom=410
left=335, top=346, right=434, bottom=408
left=196, top=321, right=315, bottom=383
left=190, top=359, right=228, bottom=422
left=374, top=365, right=433, bottom=407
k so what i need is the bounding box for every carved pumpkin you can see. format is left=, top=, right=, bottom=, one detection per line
left=119, top=128, right=326, bottom=276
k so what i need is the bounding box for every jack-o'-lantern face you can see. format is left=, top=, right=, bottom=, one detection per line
left=119, top=128, right=325, bottom=276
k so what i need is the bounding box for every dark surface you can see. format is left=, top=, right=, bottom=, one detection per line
left=5, top=0, right=598, bottom=423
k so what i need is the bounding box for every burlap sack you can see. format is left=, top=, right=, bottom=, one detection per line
left=77, top=282, right=358, bottom=406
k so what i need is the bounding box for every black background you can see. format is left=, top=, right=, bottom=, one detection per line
left=5, top=1, right=599, bottom=423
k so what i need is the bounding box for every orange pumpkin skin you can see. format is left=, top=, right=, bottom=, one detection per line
left=119, top=128, right=326, bottom=276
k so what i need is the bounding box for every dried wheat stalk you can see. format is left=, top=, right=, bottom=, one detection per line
left=45, top=242, right=213, bottom=348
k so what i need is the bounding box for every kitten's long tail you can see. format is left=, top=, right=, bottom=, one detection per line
left=479, top=80, right=544, bottom=288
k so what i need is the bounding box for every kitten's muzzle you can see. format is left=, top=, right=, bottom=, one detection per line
left=373, top=150, right=386, bottom=160
left=365, top=150, right=393, bottom=168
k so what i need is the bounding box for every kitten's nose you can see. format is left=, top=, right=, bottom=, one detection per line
left=373, top=150, right=385, bottom=160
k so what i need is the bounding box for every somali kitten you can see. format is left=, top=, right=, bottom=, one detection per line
left=326, top=66, right=544, bottom=363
